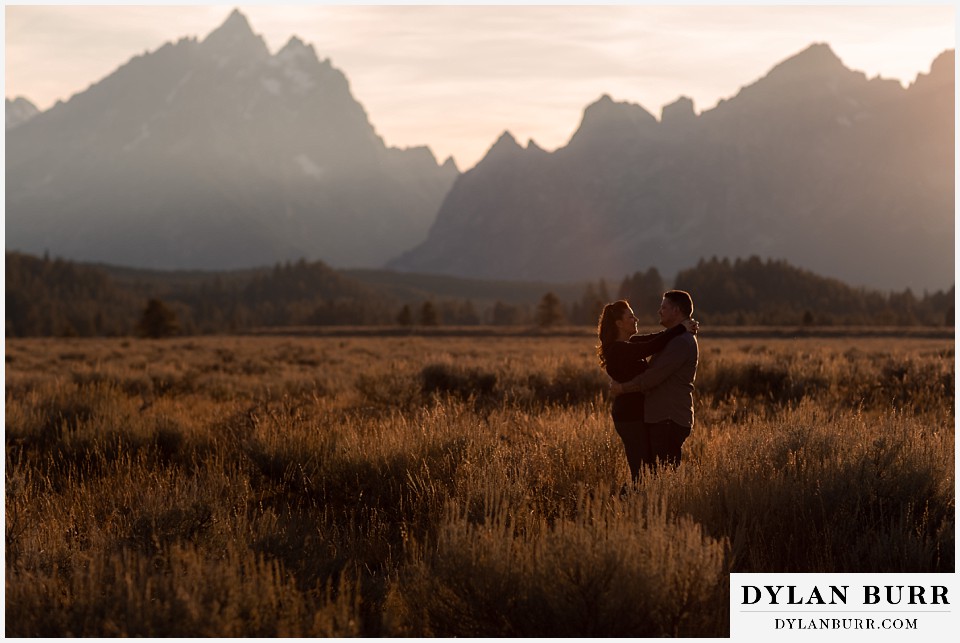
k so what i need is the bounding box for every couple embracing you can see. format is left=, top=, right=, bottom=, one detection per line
left=597, top=290, right=698, bottom=484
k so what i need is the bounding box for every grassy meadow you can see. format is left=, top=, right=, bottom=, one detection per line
left=4, top=330, right=955, bottom=636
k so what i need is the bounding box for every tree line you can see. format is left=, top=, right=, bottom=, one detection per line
left=673, top=256, right=954, bottom=326
left=4, top=252, right=953, bottom=338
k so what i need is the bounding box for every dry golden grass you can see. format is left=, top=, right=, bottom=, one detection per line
left=5, top=333, right=954, bottom=636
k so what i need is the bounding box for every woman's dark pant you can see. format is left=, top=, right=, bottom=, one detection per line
left=614, top=420, right=649, bottom=483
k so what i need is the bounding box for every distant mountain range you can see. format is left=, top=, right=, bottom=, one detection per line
left=389, top=44, right=954, bottom=291
left=6, top=13, right=953, bottom=292
left=6, top=10, right=457, bottom=271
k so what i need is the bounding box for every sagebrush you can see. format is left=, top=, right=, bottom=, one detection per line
left=5, top=333, right=954, bottom=636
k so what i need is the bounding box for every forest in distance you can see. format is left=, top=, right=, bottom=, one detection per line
left=4, top=251, right=954, bottom=338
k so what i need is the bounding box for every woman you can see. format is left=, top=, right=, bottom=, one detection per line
left=597, top=300, right=696, bottom=484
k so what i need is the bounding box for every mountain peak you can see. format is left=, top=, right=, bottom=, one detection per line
left=568, top=94, right=656, bottom=147
left=211, top=8, right=254, bottom=38
left=930, top=49, right=955, bottom=74
left=719, top=42, right=862, bottom=110
left=526, top=138, right=547, bottom=154
left=6, top=96, right=40, bottom=129
left=797, top=42, right=842, bottom=62
left=911, top=49, right=954, bottom=91
left=441, top=156, right=459, bottom=173
left=201, top=8, right=268, bottom=59
left=661, top=96, right=696, bottom=125
left=283, top=35, right=308, bottom=49
left=469, top=131, right=523, bottom=169
left=277, top=35, right=319, bottom=64
left=765, top=42, right=849, bottom=82
left=581, top=94, right=656, bottom=125
left=490, top=130, right=521, bottom=152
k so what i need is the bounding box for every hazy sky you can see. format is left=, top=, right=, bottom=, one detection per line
left=4, top=2, right=956, bottom=170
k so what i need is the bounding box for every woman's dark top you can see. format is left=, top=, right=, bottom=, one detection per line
left=604, top=324, right=686, bottom=422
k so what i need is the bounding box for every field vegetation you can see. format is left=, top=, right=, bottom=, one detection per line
left=5, top=331, right=954, bottom=636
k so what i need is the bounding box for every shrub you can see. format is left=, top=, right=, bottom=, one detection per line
left=522, top=362, right=607, bottom=407
left=387, top=496, right=728, bottom=637
left=420, top=363, right=498, bottom=400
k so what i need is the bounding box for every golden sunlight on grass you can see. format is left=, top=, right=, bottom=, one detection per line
left=5, top=334, right=954, bottom=636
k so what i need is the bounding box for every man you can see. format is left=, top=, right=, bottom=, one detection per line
left=612, top=290, right=698, bottom=469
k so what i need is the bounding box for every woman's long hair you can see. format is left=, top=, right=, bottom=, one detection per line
left=596, top=300, right=630, bottom=368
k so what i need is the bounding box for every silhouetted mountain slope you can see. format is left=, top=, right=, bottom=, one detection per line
left=5, top=9, right=458, bottom=271
left=389, top=44, right=954, bottom=291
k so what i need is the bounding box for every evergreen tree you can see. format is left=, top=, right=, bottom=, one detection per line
left=574, top=282, right=606, bottom=325
left=458, top=300, right=480, bottom=325
left=138, top=299, right=179, bottom=338
left=597, top=278, right=611, bottom=303
left=491, top=300, right=522, bottom=325
left=419, top=301, right=439, bottom=326
left=397, top=304, right=413, bottom=326
left=536, top=292, right=564, bottom=328
left=617, top=268, right=664, bottom=311
left=441, top=299, right=480, bottom=325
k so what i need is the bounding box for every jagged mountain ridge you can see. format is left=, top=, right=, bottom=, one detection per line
left=389, top=44, right=954, bottom=291
left=6, top=9, right=458, bottom=271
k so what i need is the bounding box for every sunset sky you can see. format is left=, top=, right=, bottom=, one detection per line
left=4, top=2, right=956, bottom=170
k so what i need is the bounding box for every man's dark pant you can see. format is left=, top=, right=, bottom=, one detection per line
left=616, top=419, right=692, bottom=482
left=646, top=420, right=692, bottom=468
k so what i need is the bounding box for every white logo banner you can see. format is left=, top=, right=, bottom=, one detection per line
left=731, top=573, right=956, bottom=641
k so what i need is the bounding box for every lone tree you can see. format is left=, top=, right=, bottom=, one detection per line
left=536, top=292, right=564, bottom=328
left=138, top=299, right=179, bottom=338
left=418, top=301, right=439, bottom=326
left=396, top=304, right=414, bottom=326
